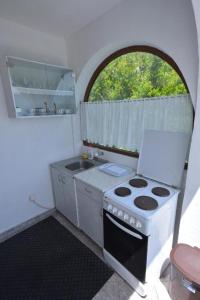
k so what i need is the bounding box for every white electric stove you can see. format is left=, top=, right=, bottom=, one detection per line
left=103, top=130, right=190, bottom=297
left=104, top=175, right=178, bottom=235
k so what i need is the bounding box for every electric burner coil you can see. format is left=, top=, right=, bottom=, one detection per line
left=134, top=196, right=158, bottom=211
left=129, top=178, right=148, bottom=188
left=152, top=187, right=170, bottom=197
left=114, top=187, right=131, bottom=197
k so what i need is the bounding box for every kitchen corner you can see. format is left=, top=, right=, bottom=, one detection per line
left=51, top=130, right=189, bottom=298
left=0, top=1, right=198, bottom=299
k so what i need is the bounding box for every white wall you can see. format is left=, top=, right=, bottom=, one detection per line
left=67, top=0, right=198, bottom=107
left=178, top=1, right=200, bottom=247
left=0, top=18, right=76, bottom=234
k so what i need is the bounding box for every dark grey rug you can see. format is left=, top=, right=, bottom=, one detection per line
left=0, top=217, right=112, bottom=299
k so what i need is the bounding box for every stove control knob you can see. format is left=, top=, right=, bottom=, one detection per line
left=129, top=217, right=135, bottom=225
left=113, top=207, right=118, bottom=215
left=136, top=220, right=142, bottom=229
left=117, top=210, right=123, bottom=217
left=107, top=204, right=113, bottom=212
left=124, top=214, right=129, bottom=221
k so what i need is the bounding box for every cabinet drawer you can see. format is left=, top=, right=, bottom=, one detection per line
left=75, top=179, right=102, bottom=201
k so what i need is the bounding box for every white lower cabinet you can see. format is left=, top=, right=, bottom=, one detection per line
left=51, top=167, right=78, bottom=226
left=75, top=179, right=103, bottom=247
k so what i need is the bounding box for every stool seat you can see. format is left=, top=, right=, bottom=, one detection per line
left=170, top=243, right=200, bottom=286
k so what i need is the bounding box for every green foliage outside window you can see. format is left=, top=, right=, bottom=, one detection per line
left=88, top=52, right=187, bottom=101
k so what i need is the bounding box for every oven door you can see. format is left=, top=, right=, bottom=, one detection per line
left=103, top=210, right=148, bottom=283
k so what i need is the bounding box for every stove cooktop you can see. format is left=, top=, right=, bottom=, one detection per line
left=105, top=176, right=178, bottom=219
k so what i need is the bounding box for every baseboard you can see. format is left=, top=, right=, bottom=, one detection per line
left=0, top=208, right=55, bottom=243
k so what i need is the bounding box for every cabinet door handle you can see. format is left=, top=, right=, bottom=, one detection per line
left=85, top=187, right=92, bottom=194
left=58, top=175, right=62, bottom=182
left=62, top=177, right=66, bottom=184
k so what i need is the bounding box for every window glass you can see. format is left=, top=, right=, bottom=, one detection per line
left=88, top=52, right=187, bottom=101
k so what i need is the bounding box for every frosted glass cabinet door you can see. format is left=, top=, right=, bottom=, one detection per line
left=8, top=57, right=47, bottom=89
left=4, top=56, right=77, bottom=117
left=45, top=64, right=75, bottom=92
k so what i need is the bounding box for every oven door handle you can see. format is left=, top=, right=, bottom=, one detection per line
left=106, top=213, right=143, bottom=240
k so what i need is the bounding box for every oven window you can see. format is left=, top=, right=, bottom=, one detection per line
left=104, top=211, right=148, bottom=282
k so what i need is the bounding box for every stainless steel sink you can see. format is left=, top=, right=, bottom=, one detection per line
left=65, top=160, right=94, bottom=171
left=51, top=156, right=107, bottom=175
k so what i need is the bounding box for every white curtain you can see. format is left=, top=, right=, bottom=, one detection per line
left=80, top=94, right=193, bottom=152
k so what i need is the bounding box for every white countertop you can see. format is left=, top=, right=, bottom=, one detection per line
left=74, top=166, right=136, bottom=192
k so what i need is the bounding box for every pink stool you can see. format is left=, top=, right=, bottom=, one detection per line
left=170, top=243, right=200, bottom=299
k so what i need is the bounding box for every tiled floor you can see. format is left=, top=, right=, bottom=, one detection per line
left=54, top=212, right=172, bottom=300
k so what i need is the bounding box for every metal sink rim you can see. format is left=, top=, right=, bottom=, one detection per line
left=65, top=160, right=94, bottom=171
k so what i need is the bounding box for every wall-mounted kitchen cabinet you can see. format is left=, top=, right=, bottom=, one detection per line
left=2, top=56, right=77, bottom=118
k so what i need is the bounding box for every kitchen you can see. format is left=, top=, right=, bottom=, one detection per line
left=0, top=0, right=200, bottom=299
left=50, top=129, right=189, bottom=298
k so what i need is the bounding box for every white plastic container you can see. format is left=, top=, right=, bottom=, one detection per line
left=88, top=146, right=94, bottom=160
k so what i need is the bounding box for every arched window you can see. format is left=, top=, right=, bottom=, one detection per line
left=82, top=46, right=193, bottom=157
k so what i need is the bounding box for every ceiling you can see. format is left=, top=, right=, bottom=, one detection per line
left=0, top=0, right=123, bottom=38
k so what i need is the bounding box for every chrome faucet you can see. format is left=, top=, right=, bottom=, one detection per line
left=94, top=149, right=104, bottom=159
